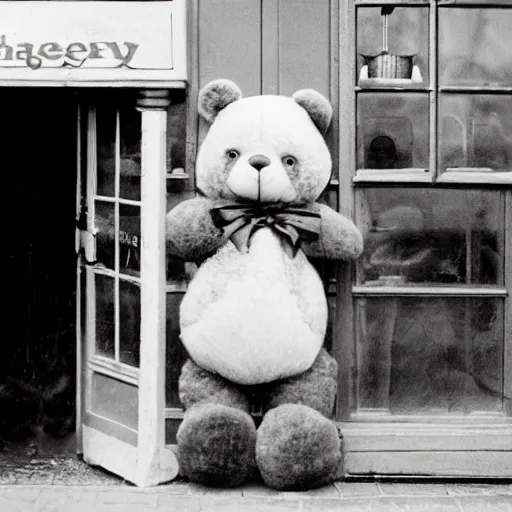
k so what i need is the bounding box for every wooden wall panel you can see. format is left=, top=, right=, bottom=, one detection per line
left=197, top=0, right=262, bottom=95
left=277, top=0, right=332, bottom=98
left=196, top=0, right=262, bottom=150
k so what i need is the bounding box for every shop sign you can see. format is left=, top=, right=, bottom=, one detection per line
left=0, top=1, right=184, bottom=72
left=0, top=36, right=140, bottom=70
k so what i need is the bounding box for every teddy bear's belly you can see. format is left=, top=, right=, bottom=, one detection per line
left=180, top=229, right=328, bottom=385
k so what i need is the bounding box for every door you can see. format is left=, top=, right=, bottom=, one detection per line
left=77, top=91, right=179, bottom=486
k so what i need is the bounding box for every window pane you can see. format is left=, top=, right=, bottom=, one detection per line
left=119, top=107, right=141, bottom=201
left=439, top=94, right=512, bottom=174
left=356, top=296, right=504, bottom=415
left=167, top=96, right=187, bottom=175
left=439, top=8, right=512, bottom=87
left=166, top=293, right=187, bottom=408
left=95, top=274, right=115, bottom=359
left=357, top=7, right=428, bottom=87
left=95, top=201, right=115, bottom=270
left=357, top=188, right=504, bottom=285
left=96, top=105, right=116, bottom=198
left=357, top=93, right=429, bottom=169
left=119, top=204, right=141, bottom=276
left=119, top=280, right=140, bottom=367
left=91, top=373, right=138, bottom=430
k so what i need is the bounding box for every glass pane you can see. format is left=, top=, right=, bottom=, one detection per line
left=357, top=188, right=504, bottom=285
left=95, top=201, right=115, bottom=270
left=119, top=280, right=140, bottom=367
left=96, top=105, right=116, bottom=198
left=357, top=7, right=428, bottom=86
left=167, top=97, right=187, bottom=175
left=95, top=274, right=115, bottom=359
left=166, top=293, right=187, bottom=408
left=119, top=204, right=141, bottom=276
left=91, top=373, right=138, bottom=429
left=439, top=8, right=512, bottom=87
left=357, top=93, right=429, bottom=169
left=439, top=94, right=512, bottom=174
left=119, top=107, right=141, bottom=201
left=356, top=296, right=504, bottom=415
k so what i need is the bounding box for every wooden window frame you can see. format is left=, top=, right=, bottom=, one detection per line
left=336, top=0, right=512, bottom=478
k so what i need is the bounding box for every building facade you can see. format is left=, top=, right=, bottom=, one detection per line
left=1, top=0, right=511, bottom=486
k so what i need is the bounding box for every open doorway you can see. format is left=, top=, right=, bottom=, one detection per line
left=1, top=89, right=78, bottom=461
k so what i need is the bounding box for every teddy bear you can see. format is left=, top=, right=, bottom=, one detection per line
left=165, top=79, right=363, bottom=490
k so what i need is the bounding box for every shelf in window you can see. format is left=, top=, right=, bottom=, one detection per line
left=438, top=169, right=512, bottom=185
left=352, top=285, right=508, bottom=297
left=353, top=168, right=431, bottom=183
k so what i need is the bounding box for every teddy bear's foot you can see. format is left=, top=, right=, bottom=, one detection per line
left=255, top=403, right=341, bottom=491
left=177, top=403, right=257, bottom=487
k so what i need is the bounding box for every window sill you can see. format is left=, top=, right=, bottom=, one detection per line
left=353, top=169, right=431, bottom=183
left=352, top=285, right=508, bottom=296
left=438, top=170, right=512, bottom=185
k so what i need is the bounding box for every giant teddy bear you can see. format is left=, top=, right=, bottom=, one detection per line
left=166, top=79, right=363, bottom=490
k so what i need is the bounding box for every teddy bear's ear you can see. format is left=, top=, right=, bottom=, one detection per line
left=292, top=89, right=333, bottom=135
left=197, top=79, right=243, bottom=123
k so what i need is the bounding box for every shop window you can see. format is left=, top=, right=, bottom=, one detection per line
left=355, top=188, right=506, bottom=417
left=341, top=0, right=511, bottom=477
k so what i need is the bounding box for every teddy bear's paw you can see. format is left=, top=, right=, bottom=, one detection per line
left=255, top=403, right=341, bottom=491
left=177, top=403, right=257, bottom=487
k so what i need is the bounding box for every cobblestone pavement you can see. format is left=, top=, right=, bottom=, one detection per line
left=0, top=481, right=511, bottom=511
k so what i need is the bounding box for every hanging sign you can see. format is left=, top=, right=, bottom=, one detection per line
left=0, top=1, right=187, bottom=85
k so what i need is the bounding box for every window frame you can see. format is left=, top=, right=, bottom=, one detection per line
left=336, top=0, right=512, bottom=478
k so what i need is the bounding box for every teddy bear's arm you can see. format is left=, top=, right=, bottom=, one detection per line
left=302, top=203, right=363, bottom=260
left=166, top=197, right=228, bottom=262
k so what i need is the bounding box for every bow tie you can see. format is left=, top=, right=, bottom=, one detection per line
left=211, top=201, right=321, bottom=258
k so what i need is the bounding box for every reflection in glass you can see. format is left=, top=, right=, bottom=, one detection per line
left=357, top=296, right=504, bottom=415
left=96, top=106, right=116, bottom=198
left=165, top=293, right=187, bottom=408
left=95, top=274, right=115, bottom=359
left=440, top=94, right=512, bottom=173
left=95, top=201, right=115, bottom=270
left=357, top=93, right=429, bottom=169
left=358, top=188, right=504, bottom=285
left=357, top=7, right=428, bottom=86
left=439, top=9, right=512, bottom=87
left=119, top=108, right=142, bottom=201
left=119, top=280, right=140, bottom=367
left=119, top=204, right=141, bottom=276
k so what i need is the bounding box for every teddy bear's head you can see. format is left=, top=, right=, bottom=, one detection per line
left=195, top=79, right=333, bottom=205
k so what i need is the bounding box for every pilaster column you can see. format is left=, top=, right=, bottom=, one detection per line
left=135, top=89, right=178, bottom=486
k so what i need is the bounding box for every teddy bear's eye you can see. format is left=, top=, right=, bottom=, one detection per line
left=282, top=156, right=296, bottom=168
left=226, top=150, right=240, bottom=161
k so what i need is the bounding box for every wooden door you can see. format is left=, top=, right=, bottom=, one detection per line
left=79, top=92, right=179, bottom=486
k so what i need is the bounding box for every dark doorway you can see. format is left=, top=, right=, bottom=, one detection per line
left=1, top=89, right=78, bottom=458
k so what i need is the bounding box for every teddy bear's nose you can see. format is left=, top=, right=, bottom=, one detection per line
left=248, top=155, right=271, bottom=172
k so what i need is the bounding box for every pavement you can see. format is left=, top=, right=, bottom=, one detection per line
left=0, top=456, right=511, bottom=511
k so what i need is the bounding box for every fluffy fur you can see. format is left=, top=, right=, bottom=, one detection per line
left=256, top=404, right=341, bottom=490
left=292, top=89, right=333, bottom=135
left=197, top=79, right=242, bottom=124
left=166, top=79, right=363, bottom=490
